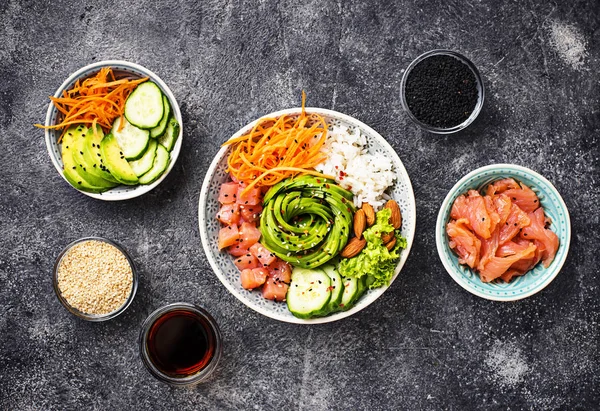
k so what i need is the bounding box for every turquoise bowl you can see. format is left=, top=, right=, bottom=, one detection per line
left=435, top=164, right=571, bottom=301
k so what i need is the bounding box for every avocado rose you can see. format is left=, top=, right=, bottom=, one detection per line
left=259, top=176, right=356, bottom=268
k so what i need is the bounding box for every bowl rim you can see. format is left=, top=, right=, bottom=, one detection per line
left=435, top=163, right=571, bottom=301
left=400, top=49, right=485, bottom=134
left=198, top=107, right=417, bottom=324
left=43, top=60, right=183, bottom=201
left=53, top=236, right=138, bottom=321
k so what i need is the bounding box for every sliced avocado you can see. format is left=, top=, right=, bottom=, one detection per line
left=100, top=133, right=139, bottom=185
left=61, top=126, right=111, bottom=193
left=71, top=127, right=118, bottom=189
left=82, top=125, right=119, bottom=183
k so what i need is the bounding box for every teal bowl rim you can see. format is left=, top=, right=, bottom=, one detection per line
left=435, top=164, right=571, bottom=301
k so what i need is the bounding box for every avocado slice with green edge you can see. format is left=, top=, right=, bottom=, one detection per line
left=81, top=125, right=119, bottom=183
left=61, top=126, right=111, bottom=193
left=71, top=127, right=118, bottom=189
left=100, top=133, right=139, bottom=185
left=259, top=175, right=355, bottom=268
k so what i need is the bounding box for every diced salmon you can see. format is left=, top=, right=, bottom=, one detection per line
left=478, top=242, right=537, bottom=282
left=262, top=278, right=289, bottom=302
left=216, top=203, right=240, bottom=226
left=498, top=204, right=531, bottom=245
left=218, top=182, right=239, bottom=204
left=228, top=245, right=251, bottom=257
left=268, top=259, right=292, bottom=284
left=520, top=208, right=559, bottom=267
left=239, top=204, right=263, bottom=223
left=218, top=224, right=239, bottom=250
left=236, top=185, right=262, bottom=206
left=239, top=222, right=261, bottom=248
left=249, top=242, right=277, bottom=267
left=447, top=218, right=481, bottom=269
left=240, top=267, right=268, bottom=290
left=233, top=253, right=260, bottom=271
left=504, top=182, right=540, bottom=214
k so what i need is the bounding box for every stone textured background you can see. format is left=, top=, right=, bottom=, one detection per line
left=1, top=0, right=598, bottom=409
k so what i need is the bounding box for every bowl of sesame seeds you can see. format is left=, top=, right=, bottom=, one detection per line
left=53, top=237, right=137, bottom=321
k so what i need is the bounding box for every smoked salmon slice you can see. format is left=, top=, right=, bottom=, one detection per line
left=447, top=178, right=559, bottom=283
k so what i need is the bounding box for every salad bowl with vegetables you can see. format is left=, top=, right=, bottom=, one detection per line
left=199, top=97, right=416, bottom=323
left=41, top=60, right=182, bottom=200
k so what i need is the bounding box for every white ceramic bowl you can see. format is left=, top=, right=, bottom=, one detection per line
left=435, top=164, right=571, bottom=301
left=44, top=60, right=183, bottom=200
left=199, top=108, right=416, bottom=323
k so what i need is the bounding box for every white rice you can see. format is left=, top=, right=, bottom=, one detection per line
left=314, top=126, right=395, bottom=210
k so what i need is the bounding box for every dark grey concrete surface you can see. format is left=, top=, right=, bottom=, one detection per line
left=1, top=0, right=599, bottom=409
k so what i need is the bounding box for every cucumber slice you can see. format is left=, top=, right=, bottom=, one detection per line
left=61, top=126, right=111, bottom=193
left=100, top=134, right=139, bottom=185
left=321, top=265, right=344, bottom=315
left=128, top=139, right=158, bottom=177
left=139, top=144, right=169, bottom=185
left=81, top=125, right=119, bottom=183
left=286, top=267, right=331, bottom=319
left=355, top=275, right=368, bottom=303
left=157, top=116, right=180, bottom=152
left=149, top=95, right=171, bottom=138
left=111, top=116, right=150, bottom=160
left=339, top=276, right=359, bottom=311
left=124, top=81, right=164, bottom=129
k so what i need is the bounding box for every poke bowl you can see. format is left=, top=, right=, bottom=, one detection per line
left=199, top=107, right=416, bottom=324
left=42, top=60, right=183, bottom=201
left=435, top=164, right=571, bottom=301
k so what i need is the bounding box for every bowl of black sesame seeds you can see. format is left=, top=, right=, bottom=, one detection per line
left=400, top=50, right=485, bottom=134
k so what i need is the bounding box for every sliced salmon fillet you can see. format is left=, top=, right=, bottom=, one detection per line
left=504, top=182, right=540, bottom=214
left=498, top=204, right=531, bottom=245
left=493, top=194, right=512, bottom=225
left=479, top=242, right=537, bottom=282
left=520, top=208, right=559, bottom=267
left=447, top=218, right=481, bottom=269
left=478, top=229, right=499, bottom=272
left=486, top=178, right=520, bottom=196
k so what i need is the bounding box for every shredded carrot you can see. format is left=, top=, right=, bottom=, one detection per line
left=35, top=67, right=148, bottom=142
left=223, top=92, right=334, bottom=194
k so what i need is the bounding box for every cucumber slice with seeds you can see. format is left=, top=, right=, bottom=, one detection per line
left=124, top=81, right=164, bottom=129
left=128, top=139, right=158, bottom=177
left=111, top=116, right=149, bottom=160
left=339, top=276, right=359, bottom=311
left=158, top=116, right=180, bottom=152
left=138, top=144, right=170, bottom=185
left=286, top=267, right=331, bottom=319
left=321, top=265, right=344, bottom=315
left=150, top=95, right=171, bottom=138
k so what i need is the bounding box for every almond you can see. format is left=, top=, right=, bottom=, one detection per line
left=340, top=237, right=367, bottom=258
left=353, top=209, right=367, bottom=239
left=381, top=231, right=395, bottom=244
left=385, top=237, right=397, bottom=251
left=384, top=200, right=402, bottom=229
left=361, top=203, right=376, bottom=226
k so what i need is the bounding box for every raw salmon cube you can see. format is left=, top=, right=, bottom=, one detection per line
left=262, top=278, right=289, bottom=302
left=236, top=186, right=262, bottom=206
left=239, top=204, right=263, bottom=223
left=233, top=253, right=260, bottom=271
left=240, top=267, right=268, bottom=290
left=217, top=203, right=240, bottom=226
left=218, top=182, right=239, bottom=204
left=249, top=243, right=277, bottom=267
left=239, top=222, right=261, bottom=247
left=218, top=224, right=239, bottom=250
left=227, top=245, right=251, bottom=257
left=268, top=259, right=291, bottom=284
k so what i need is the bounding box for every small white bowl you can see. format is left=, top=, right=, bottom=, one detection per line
left=43, top=60, right=183, bottom=201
